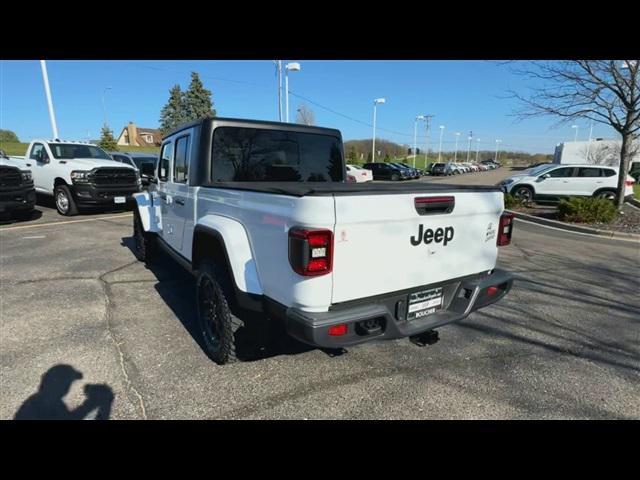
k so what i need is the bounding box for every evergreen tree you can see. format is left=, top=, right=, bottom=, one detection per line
left=183, top=72, right=215, bottom=122
left=347, top=145, right=357, bottom=163
left=98, top=124, right=118, bottom=151
left=159, top=85, right=186, bottom=135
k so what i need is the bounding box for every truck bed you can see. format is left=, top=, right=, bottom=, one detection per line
left=206, top=181, right=501, bottom=197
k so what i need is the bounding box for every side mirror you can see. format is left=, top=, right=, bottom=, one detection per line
left=140, top=162, right=156, bottom=177
left=537, top=174, right=550, bottom=182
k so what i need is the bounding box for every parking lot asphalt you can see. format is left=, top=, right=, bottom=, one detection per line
left=1, top=169, right=639, bottom=419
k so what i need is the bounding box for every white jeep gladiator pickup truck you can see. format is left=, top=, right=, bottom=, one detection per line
left=10, top=140, right=140, bottom=215
left=133, top=118, right=514, bottom=364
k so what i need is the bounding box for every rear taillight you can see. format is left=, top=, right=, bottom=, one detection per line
left=625, top=180, right=634, bottom=187
left=347, top=174, right=356, bottom=183
left=497, top=212, right=514, bottom=246
left=288, top=227, right=333, bottom=276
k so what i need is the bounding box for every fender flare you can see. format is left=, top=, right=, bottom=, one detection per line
left=193, top=216, right=263, bottom=296
left=132, top=191, right=161, bottom=233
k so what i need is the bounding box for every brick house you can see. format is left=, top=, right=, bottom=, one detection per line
left=116, top=122, right=162, bottom=147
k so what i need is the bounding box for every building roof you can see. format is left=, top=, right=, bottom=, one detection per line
left=134, top=128, right=162, bottom=147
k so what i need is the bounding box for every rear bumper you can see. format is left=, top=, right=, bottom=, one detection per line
left=73, top=183, right=140, bottom=206
left=0, top=187, right=36, bottom=213
left=284, top=269, right=514, bottom=349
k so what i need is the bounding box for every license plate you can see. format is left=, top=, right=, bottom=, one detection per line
left=407, top=287, right=443, bottom=320
left=114, top=196, right=126, bottom=204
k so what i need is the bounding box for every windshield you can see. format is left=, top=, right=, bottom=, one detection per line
left=131, top=157, right=158, bottom=169
left=49, top=143, right=111, bottom=160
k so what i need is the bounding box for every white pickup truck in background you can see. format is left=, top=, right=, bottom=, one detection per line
left=133, top=118, right=514, bottom=364
left=9, top=140, right=140, bottom=215
left=0, top=151, right=36, bottom=218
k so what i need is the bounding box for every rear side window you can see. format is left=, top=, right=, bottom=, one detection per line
left=601, top=168, right=616, bottom=177
left=212, top=127, right=344, bottom=182
left=173, top=135, right=190, bottom=183
left=159, top=142, right=172, bottom=181
left=578, top=167, right=601, bottom=177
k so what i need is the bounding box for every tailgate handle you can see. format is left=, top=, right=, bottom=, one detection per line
left=414, top=196, right=455, bottom=215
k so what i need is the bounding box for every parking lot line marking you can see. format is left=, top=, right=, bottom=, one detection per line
left=0, top=213, right=132, bottom=232
left=22, top=235, right=47, bottom=239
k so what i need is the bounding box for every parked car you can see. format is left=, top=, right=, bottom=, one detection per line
left=133, top=117, right=514, bottom=364
left=394, top=162, right=422, bottom=178
left=9, top=140, right=140, bottom=215
left=499, top=164, right=635, bottom=202
left=482, top=160, right=500, bottom=168
left=362, top=162, right=411, bottom=181
left=110, top=152, right=159, bottom=189
left=430, top=163, right=447, bottom=176
left=0, top=152, right=36, bottom=219
left=346, top=164, right=373, bottom=183
left=391, top=163, right=419, bottom=179
left=628, top=161, right=639, bottom=183
left=445, top=162, right=464, bottom=175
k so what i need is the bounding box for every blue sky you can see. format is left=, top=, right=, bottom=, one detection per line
left=1, top=60, right=618, bottom=154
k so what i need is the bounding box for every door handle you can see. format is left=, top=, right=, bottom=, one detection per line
left=175, top=197, right=185, bottom=206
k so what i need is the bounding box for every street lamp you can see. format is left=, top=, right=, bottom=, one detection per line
left=475, top=138, right=481, bottom=162
left=273, top=60, right=283, bottom=121
left=102, top=86, right=112, bottom=127
left=40, top=60, right=59, bottom=139
left=454, top=132, right=461, bottom=162
left=495, top=139, right=502, bottom=162
left=585, top=120, right=595, bottom=160
left=571, top=124, right=579, bottom=142
left=372, top=98, right=386, bottom=162
left=285, top=62, right=301, bottom=123
left=466, top=131, right=473, bottom=162
left=423, top=115, right=434, bottom=168
left=438, top=125, right=445, bottom=162
left=413, top=115, right=426, bottom=168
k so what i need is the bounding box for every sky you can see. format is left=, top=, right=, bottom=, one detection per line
left=0, top=60, right=619, bottom=154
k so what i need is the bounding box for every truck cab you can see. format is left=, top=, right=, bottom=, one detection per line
left=10, top=140, right=140, bottom=215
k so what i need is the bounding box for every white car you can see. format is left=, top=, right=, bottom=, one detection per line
left=346, top=164, right=373, bottom=182
left=444, top=162, right=463, bottom=175
left=499, top=164, right=635, bottom=202
left=133, top=117, right=514, bottom=365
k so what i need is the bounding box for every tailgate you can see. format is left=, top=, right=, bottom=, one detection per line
left=331, top=190, right=504, bottom=304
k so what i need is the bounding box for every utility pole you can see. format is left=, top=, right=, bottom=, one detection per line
left=585, top=120, right=595, bottom=161
left=372, top=98, right=385, bottom=162
left=495, top=139, right=502, bottom=163
left=454, top=132, right=461, bottom=162
left=423, top=115, right=434, bottom=169
left=40, top=60, right=59, bottom=139
left=466, top=131, right=473, bottom=162
left=475, top=138, right=481, bottom=162
left=413, top=115, right=425, bottom=168
left=438, top=125, right=445, bottom=162
left=274, top=61, right=283, bottom=122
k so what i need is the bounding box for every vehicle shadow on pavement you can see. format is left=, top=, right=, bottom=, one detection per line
left=35, top=193, right=131, bottom=216
left=120, top=236, right=340, bottom=363
left=14, top=364, right=114, bottom=420
left=0, top=209, right=43, bottom=225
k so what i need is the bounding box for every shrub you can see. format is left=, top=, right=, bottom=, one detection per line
left=557, top=197, right=618, bottom=224
left=504, top=193, right=523, bottom=209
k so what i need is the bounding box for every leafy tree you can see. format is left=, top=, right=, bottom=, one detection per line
left=347, top=145, right=357, bottom=163
left=0, top=129, right=19, bottom=142
left=184, top=72, right=215, bottom=122
left=384, top=153, right=391, bottom=162
left=160, top=85, right=186, bottom=135
left=366, top=151, right=372, bottom=162
left=98, top=124, right=118, bottom=151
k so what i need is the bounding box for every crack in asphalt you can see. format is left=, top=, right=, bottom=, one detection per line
left=97, top=261, right=149, bottom=420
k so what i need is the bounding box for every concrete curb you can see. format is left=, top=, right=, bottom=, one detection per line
left=625, top=197, right=640, bottom=209
left=506, top=209, right=640, bottom=241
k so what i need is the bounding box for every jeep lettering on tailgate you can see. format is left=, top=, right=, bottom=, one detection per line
left=410, top=225, right=455, bottom=246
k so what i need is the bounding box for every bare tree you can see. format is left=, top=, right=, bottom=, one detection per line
left=295, top=104, right=316, bottom=126
left=509, top=60, right=639, bottom=209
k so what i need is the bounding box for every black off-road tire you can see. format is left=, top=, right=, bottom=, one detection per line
left=513, top=185, right=534, bottom=203
left=196, top=259, right=244, bottom=365
left=54, top=184, right=78, bottom=216
left=133, top=207, right=157, bottom=262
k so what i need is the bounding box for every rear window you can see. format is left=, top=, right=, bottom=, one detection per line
left=601, top=168, right=616, bottom=177
left=212, top=127, right=344, bottom=182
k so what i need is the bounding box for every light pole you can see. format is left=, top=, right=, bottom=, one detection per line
left=40, top=60, right=59, bottom=139
left=495, top=139, right=502, bottom=163
left=571, top=124, right=579, bottom=142
left=454, top=132, right=461, bottom=162
left=466, top=131, right=473, bottom=162
left=102, top=86, right=112, bottom=127
left=438, top=125, right=445, bottom=162
left=285, top=62, right=301, bottom=123
left=372, top=98, right=386, bottom=162
left=413, top=115, right=426, bottom=168
left=475, top=138, right=481, bottom=162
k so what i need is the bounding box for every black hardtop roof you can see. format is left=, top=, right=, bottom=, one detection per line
left=163, top=117, right=342, bottom=140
